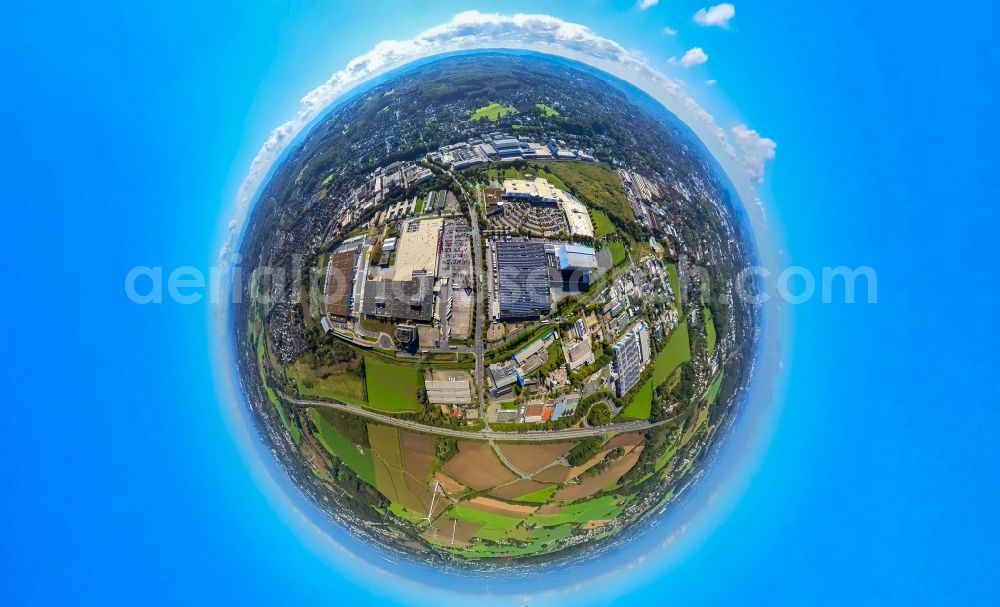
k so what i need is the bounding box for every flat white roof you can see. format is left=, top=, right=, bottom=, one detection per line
left=559, top=192, right=594, bottom=238
left=393, top=218, right=443, bottom=281
left=503, top=178, right=559, bottom=202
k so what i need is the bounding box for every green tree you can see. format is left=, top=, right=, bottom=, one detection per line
left=588, top=403, right=612, bottom=426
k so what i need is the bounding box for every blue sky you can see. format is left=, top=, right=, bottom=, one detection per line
left=3, top=1, right=999, bottom=605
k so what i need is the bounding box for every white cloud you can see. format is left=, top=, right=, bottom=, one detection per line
left=707, top=79, right=717, bottom=85
left=731, top=124, right=777, bottom=182
left=694, top=3, right=736, bottom=28
left=680, top=47, right=709, bottom=67
left=223, top=10, right=774, bottom=266
left=638, top=0, right=660, bottom=9
left=663, top=25, right=678, bottom=36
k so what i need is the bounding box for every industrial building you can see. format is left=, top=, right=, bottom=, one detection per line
left=523, top=402, right=545, bottom=423
left=612, top=322, right=651, bottom=397
left=325, top=247, right=359, bottom=318
left=494, top=240, right=551, bottom=319
left=557, top=244, right=598, bottom=271
left=425, top=380, right=472, bottom=404
left=566, top=338, right=595, bottom=371
left=362, top=276, right=435, bottom=323
left=488, top=362, right=519, bottom=395
left=551, top=393, right=580, bottom=421
left=393, top=218, right=443, bottom=281
left=559, top=192, right=594, bottom=238
left=502, top=178, right=560, bottom=204
left=512, top=331, right=556, bottom=378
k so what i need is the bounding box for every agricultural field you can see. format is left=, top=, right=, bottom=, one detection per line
left=287, top=363, right=367, bottom=405
left=256, top=332, right=301, bottom=443
left=489, top=478, right=552, bottom=501
left=666, top=263, right=682, bottom=313
left=681, top=407, right=710, bottom=447
left=527, top=494, right=626, bottom=527
left=496, top=441, right=577, bottom=473
left=470, top=102, right=517, bottom=121
left=514, top=484, right=558, bottom=504
left=368, top=424, right=442, bottom=517
left=533, top=463, right=575, bottom=484
left=703, top=303, right=717, bottom=355
left=307, top=409, right=375, bottom=485
left=363, top=355, right=422, bottom=412
left=443, top=441, right=517, bottom=491
left=705, top=372, right=724, bottom=405
left=553, top=447, right=643, bottom=501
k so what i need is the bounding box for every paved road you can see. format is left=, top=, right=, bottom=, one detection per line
left=453, top=170, right=489, bottom=429
left=285, top=392, right=662, bottom=441
left=489, top=439, right=530, bottom=477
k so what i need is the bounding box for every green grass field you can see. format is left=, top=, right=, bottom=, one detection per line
left=535, top=103, right=560, bottom=117
left=287, top=363, right=367, bottom=405
left=308, top=409, right=375, bottom=485
left=257, top=334, right=302, bottom=443
left=533, top=161, right=634, bottom=222
left=652, top=322, right=691, bottom=384
left=681, top=406, right=710, bottom=447
left=389, top=502, right=425, bottom=524
left=621, top=380, right=653, bottom=420
left=528, top=495, right=624, bottom=527
left=448, top=505, right=522, bottom=533
left=606, top=240, right=627, bottom=266
left=363, top=355, right=422, bottom=412
left=703, top=304, right=717, bottom=355
left=619, top=323, right=692, bottom=420
left=533, top=167, right=568, bottom=190
left=514, top=485, right=558, bottom=504
left=654, top=443, right=679, bottom=473
left=666, top=263, right=682, bottom=314
left=471, top=102, right=517, bottom=121
left=591, top=210, right=616, bottom=238
left=705, top=372, right=724, bottom=405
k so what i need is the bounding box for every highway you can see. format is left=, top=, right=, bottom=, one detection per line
left=284, top=391, right=664, bottom=441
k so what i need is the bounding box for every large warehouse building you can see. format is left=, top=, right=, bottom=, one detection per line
left=393, top=218, right=443, bottom=281
left=325, top=247, right=359, bottom=318
left=557, top=244, right=598, bottom=271
left=494, top=240, right=551, bottom=319
left=362, top=276, right=435, bottom=323
left=559, top=192, right=594, bottom=238
left=503, top=178, right=560, bottom=204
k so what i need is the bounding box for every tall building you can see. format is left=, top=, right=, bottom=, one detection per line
left=612, top=322, right=649, bottom=397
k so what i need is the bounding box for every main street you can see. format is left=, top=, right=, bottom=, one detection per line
left=284, top=391, right=663, bottom=441
left=453, top=169, right=489, bottom=429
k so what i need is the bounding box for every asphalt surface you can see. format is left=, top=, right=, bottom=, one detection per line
left=285, top=391, right=662, bottom=441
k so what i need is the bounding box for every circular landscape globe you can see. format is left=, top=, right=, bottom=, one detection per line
left=231, top=51, right=759, bottom=569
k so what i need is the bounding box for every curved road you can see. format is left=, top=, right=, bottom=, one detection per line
left=284, top=392, right=664, bottom=442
